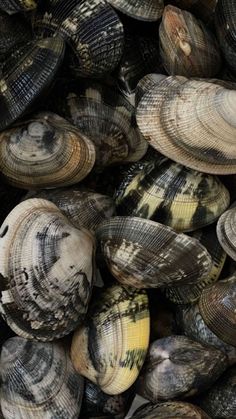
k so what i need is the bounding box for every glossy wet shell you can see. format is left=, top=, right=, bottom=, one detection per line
left=107, top=0, right=163, bottom=21
left=131, top=401, right=211, bottom=419
left=136, top=335, right=228, bottom=402
left=215, top=0, right=236, bottom=75
left=199, top=276, right=236, bottom=347
left=71, top=285, right=150, bottom=395
left=159, top=5, right=221, bottom=77
left=25, top=188, right=115, bottom=232
left=0, top=337, right=84, bottom=419
left=0, top=198, right=95, bottom=341
left=136, top=76, right=236, bottom=174
left=217, top=207, right=236, bottom=261
left=176, top=304, right=236, bottom=365
left=165, top=225, right=226, bottom=304
left=34, top=0, right=124, bottom=77
left=0, top=37, right=65, bottom=131
left=199, top=366, right=236, bottom=419
left=96, top=216, right=212, bottom=288
left=115, top=158, right=230, bottom=232
left=0, top=0, right=37, bottom=14
left=0, top=112, right=95, bottom=189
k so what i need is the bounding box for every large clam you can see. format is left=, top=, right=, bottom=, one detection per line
left=0, top=337, right=84, bottom=418
left=71, top=284, right=150, bottom=395
left=130, top=401, right=211, bottom=419
left=0, top=198, right=95, bottom=341
left=106, top=0, right=164, bottom=21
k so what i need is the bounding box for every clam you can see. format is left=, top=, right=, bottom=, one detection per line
left=135, top=74, right=167, bottom=107
left=33, top=0, right=124, bottom=77
left=217, top=206, right=236, bottom=261
left=159, top=5, right=221, bottom=77
left=55, top=81, right=147, bottom=167
left=115, top=157, right=230, bottom=232
left=137, top=335, right=228, bottom=402
left=0, top=198, right=95, bottom=341
left=0, top=112, right=95, bottom=189
left=136, top=76, right=236, bottom=174
left=198, top=366, right=236, bottom=418
left=176, top=304, right=236, bottom=365
left=71, top=284, right=150, bottom=395
left=199, top=275, right=236, bottom=347
left=0, top=337, right=84, bottom=418
left=96, top=216, right=212, bottom=288
left=131, top=401, right=211, bottom=418
left=165, top=225, right=226, bottom=304
left=106, top=0, right=164, bottom=21
left=25, top=188, right=115, bottom=232
left=0, top=0, right=37, bottom=14
left=0, top=11, right=31, bottom=62
left=0, top=37, right=65, bottom=131
left=215, top=0, right=236, bottom=76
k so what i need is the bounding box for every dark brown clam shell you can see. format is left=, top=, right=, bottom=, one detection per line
left=131, top=401, right=211, bottom=418
left=215, top=0, right=236, bottom=76
left=107, top=0, right=164, bottom=21
left=136, top=335, right=228, bottom=402
left=0, top=0, right=37, bottom=14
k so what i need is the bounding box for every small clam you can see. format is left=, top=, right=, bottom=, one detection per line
left=215, top=0, right=236, bottom=75
left=217, top=206, right=236, bottom=261
left=0, top=37, right=65, bottom=131
left=136, top=335, right=228, bottom=402
left=159, top=5, right=221, bottom=77
left=106, top=0, right=164, bottom=21
left=130, top=401, right=211, bottom=418
left=115, top=157, right=230, bottom=232
left=0, top=198, right=95, bottom=341
left=71, top=284, right=150, bottom=395
left=0, top=0, right=37, bottom=14
left=0, top=337, right=84, bottom=418
left=0, top=112, right=95, bottom=189
left=199, top=275, right=236, bottom=347
left=136, top=76, right=236, bottom=174
left=198, top=366, right=236, bottom=418
left=96, top=216, right=212, bottom=288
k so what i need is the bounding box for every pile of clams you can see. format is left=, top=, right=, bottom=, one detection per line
left=0, top=1, right=235, bottom=418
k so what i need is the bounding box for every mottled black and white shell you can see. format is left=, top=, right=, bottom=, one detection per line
left=0, top=198, right=95, bottom=341
left=0, top=337, right=84, bottom=418
left=131, top=401, right=211, bottom=419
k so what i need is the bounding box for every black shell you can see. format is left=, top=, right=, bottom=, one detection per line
left=215, top=0, right=236, bottom=75
left=0, top=0, right=37, bottom=14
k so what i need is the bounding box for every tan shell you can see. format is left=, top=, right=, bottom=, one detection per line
left=0, top=112, right=95, bottom=189
left=131, top=401, right=211, bottom=419
left=217, top=206, right=236, bottom=261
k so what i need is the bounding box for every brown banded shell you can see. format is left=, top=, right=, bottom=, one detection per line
left=0, top=0, right=37, bottom=14
left=217, top=206, right=236, bottom=261
left=0, top=37, right=65, bottom=131
left=215, top=0, right=236, bottom=76
left=159, top=5, right=221, bottom=77
left=71, top=285, right=150, bottom=395
left=115, top=157, right=230, bottom=232
left=0, top=337, right=84, bottom=418
left=96, top=216, right=212, bottom=288
left=176, top=304, right=236, bottom=365
left=199, top=275, right=236, bottom=347
left=136, top=335, right=228, bottom=402
left=165, top=225, right=227, bottom=304
left=0, top=198, right=95, bottom=341
left=0, top=112, right=95, bottom=189
left=136, top=76, right=236, bottom=174
left=25, top=188, right=115, bottom=232
left=198, top=366, right=236, bottom=419
left=131, top=401, right=211, bottom=418
left=107, top=0, right=164, bottom=21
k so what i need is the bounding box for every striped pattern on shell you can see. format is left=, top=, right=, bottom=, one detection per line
left=0, top=0, right=37, bottom=14
left=215, top=0, right=236, bottom=75
left=107, top=0, right=164, bottom=21
left=217, top=206, right=236, bottom=261
left=131, top=401, right=211, bottom=419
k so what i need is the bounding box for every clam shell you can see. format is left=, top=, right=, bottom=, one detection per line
left=96, top=216, right=212, bottom=288
left=159, top=5, right=221, bottom=77
left=0, top=337, right=84, bottom=418
left=0, top=198, right=95, bottom=341
left=34, top=0, right=124, bottom=77
left=176, top=304, right=236, bottom=365
left=0, top=112, right=95, bottom=189
left=115, top=158, right=230, bottom=232
left=199, top=275, right=236, bottom=347
left=0, top=37, right=65, bottom=131
left=131, top=401, right=211, bottom=419
left=25, top=188, right=115, bottom=232
left=71, top=285, right=150, bottom=395
left=165, top=225, right=226, bottom=304
left=135, top=73, right=167, bottom=107
left=215, top=0, right=236, bottom=75
left=171, top=1, right=217, bottom=22
left=107, top=0, right=164, bottom=21
left=136, top=76, right=236, bottom=174
left=0, top=0, right=37, bottom=14
left=217, top=207, right=236, bottom=261
left=137, top=335, right=228, bottom=402
left=198, top=366, right=236, bottom=418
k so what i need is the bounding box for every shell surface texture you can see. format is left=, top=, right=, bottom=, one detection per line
left=131, top=401, right=211, bottom=419
left=215, top=0, right=236, bottom=75
left=0, top=198, right=95, bottom=341
left=217, top=206, right=236, bottom=261
left=0, top=112, right=96, bottom=189
left=106, top=0, right=164, bottom=21
left=0, top=337, right=84, bottom=419
left=71, top=284, right=150, bottom=395
left=0, top=0, right=37, bottom=14
left=96, top=216, right=212, bottom=288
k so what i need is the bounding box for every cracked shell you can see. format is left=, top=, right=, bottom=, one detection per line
left=131, top=401, right=211, bottom=419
